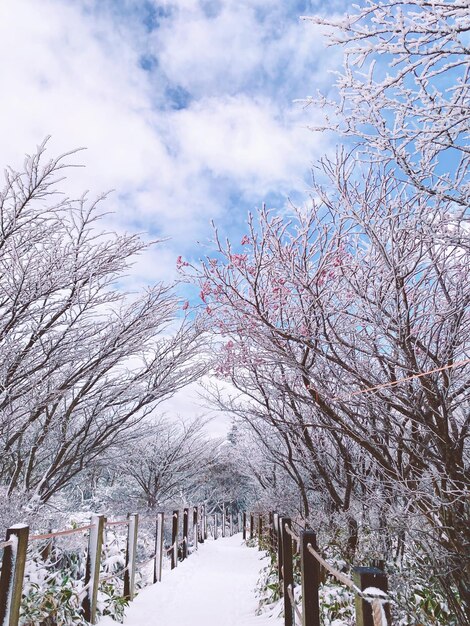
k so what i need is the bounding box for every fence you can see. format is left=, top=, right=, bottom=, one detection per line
left=0, top=504, right=240, bottom=626
left=245, top=512, right=392, bottom=626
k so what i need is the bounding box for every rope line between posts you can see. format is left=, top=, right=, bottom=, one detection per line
left=287, top=584, right=303, bottom=624
left=106, top=520, right=129, bottom=528
left=77, top=579, right=93, bottom=601
left=306, top=544, right=390, bottom=603
left=136, top=553, right=158, bottom=569
left=284, top=524, right=300, bottom=543
left=30, top=524, right=95, bottom=541
left=331, top=357, right=470, bottom=400
left=98, top=563, right=130, bottom=584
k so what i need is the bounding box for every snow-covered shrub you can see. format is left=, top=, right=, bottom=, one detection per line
left=97, top=582, right=129, bottom=623
left=18, top=524, right=136, bottom=626
left=20, top=575, right=87, bottom=626
left=318, top=582, right=354, bottom=626
left=20, top=550, right=87, bottom=626
left=255, top=558, right=282, bottom=610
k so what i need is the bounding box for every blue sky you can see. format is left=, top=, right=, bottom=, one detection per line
left=0, top=0, right=345, bottom=431
left=0, top=0, right=343, bottom=285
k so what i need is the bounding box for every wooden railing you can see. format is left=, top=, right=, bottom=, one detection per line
left=0, top=504, right=241, bottom=626
left=245, top=511, right=392, bottom=626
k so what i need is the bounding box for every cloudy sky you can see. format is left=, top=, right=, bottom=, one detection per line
left=0, top=0, right=345, bottom=432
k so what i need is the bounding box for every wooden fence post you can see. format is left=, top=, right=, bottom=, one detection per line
left=352, top=566, right=390, bottom=626
left=258, top=514, right=263, bottom=550
left=250, top=513, right=254, bottom=540
left=229, top=508, right=233, bottom=536
left=269, top=511, right=274, bottom=552
left=204, top=509, right=208, bottom=540
left=300, top=530, right=320, bottom=626
left=274, top=514, right=283, bottom=590
left=171, top=510, right=179, bottom=569
left=124, top=513, right=138, bottom=601
left=214, top=513, right=218, bottom=540
left=281, top=517, right=294, bottom=626
left=82, top=514, right=105, bottom=624
left=193, top=506, right=198, bottom=551
left=242, top=512, right=247, bottom=540
left=222, top=506, right=226, bottom=538
left=199, top=505, right=205, bottom=544
left=154, top=512, right=164, bottom=583
left=182, top=508, right=189, bottom=559
left=0, top=524, right=29, bottom=626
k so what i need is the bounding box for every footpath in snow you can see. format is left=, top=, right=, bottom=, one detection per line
left=100, top=533, right=281, bottom=626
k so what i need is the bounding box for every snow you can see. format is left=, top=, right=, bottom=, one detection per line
left=362, top=586, right=388, bottom=598
left=100, top=534, right=282, bottom=626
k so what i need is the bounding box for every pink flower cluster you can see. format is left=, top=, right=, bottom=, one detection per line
left=199, top=280, right=212, bottom=303
left=176, top=256, right=189, bottom=269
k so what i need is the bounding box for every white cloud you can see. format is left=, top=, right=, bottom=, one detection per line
left=0, top=0, right=340, bottom=430
left=170, top=95, right=324, bottom=194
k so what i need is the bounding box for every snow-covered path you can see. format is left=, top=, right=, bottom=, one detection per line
left=100, top=534, right=281, bottom=626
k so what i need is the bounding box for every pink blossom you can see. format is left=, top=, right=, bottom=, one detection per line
left=230, top=254, right=247, bottom=268
left=176, top=255, right=189, bottom=269
left=240, top=235, right=250, bottom=245
left=199, top=280, right=212, bottom=302
left=182, top=301, right=189, bottom=311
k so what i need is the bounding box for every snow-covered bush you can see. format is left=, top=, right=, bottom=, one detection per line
left=19, top=525, right=135, bottom=626
left=318, top=582, right=354, bottom=626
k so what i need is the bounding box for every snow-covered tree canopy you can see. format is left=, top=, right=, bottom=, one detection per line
left=301, top=0, right=470, bottom=206
left=182, top=1, right=470, bottom=622
left=0, top=141, right=206, bottom=506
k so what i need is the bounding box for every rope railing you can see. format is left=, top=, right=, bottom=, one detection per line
left=1, top=503, right=227, bottom=626
left=98, top=563, right=131, bottom=585
left=29, top=524, right=95, bottom=541
left=287, top=584, right=303, bottom=624
left=306, top=543, right=357, bottom=592
left=136, top=553, right=158, bottom=570
left=248, top=511, right=391, bottom=626
left=284, top=524, right=300, bottom=543
left=306, top=543, right=391, bottom=605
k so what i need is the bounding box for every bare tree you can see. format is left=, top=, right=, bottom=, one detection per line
left=115, top=417, right=215, bottom=510
left=301, top=0, right=470, bottom=207
left=184, top=170, right=469, bottom=619
left=180, top=1, right=470, bottom=619
left=0, top=140, right=206, bottom=507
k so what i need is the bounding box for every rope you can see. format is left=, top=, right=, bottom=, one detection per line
left=30, top=524, right=95, bottom=541
left=106, top=520, right=129, bottom=528
left=284, top=524, right=300, bottom=543
left=98, top=563, right=130, bottom=584
left=306, top=543, right=356, bottom=591
left=77, top=579, right=93, bottom=601
left=306, top=544, right=390, bottom=606
left=287, top=584, right=303, bottom=624
left=0, top=540, right=13, bottom=549
left=372, top=598, right=385, bottom=626
left=331, top=357, right=470, bottom=400
left=136, top=554, right=158, bottom=569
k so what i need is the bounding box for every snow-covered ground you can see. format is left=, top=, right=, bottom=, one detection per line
left=100, top=533, right=282, bottom=626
